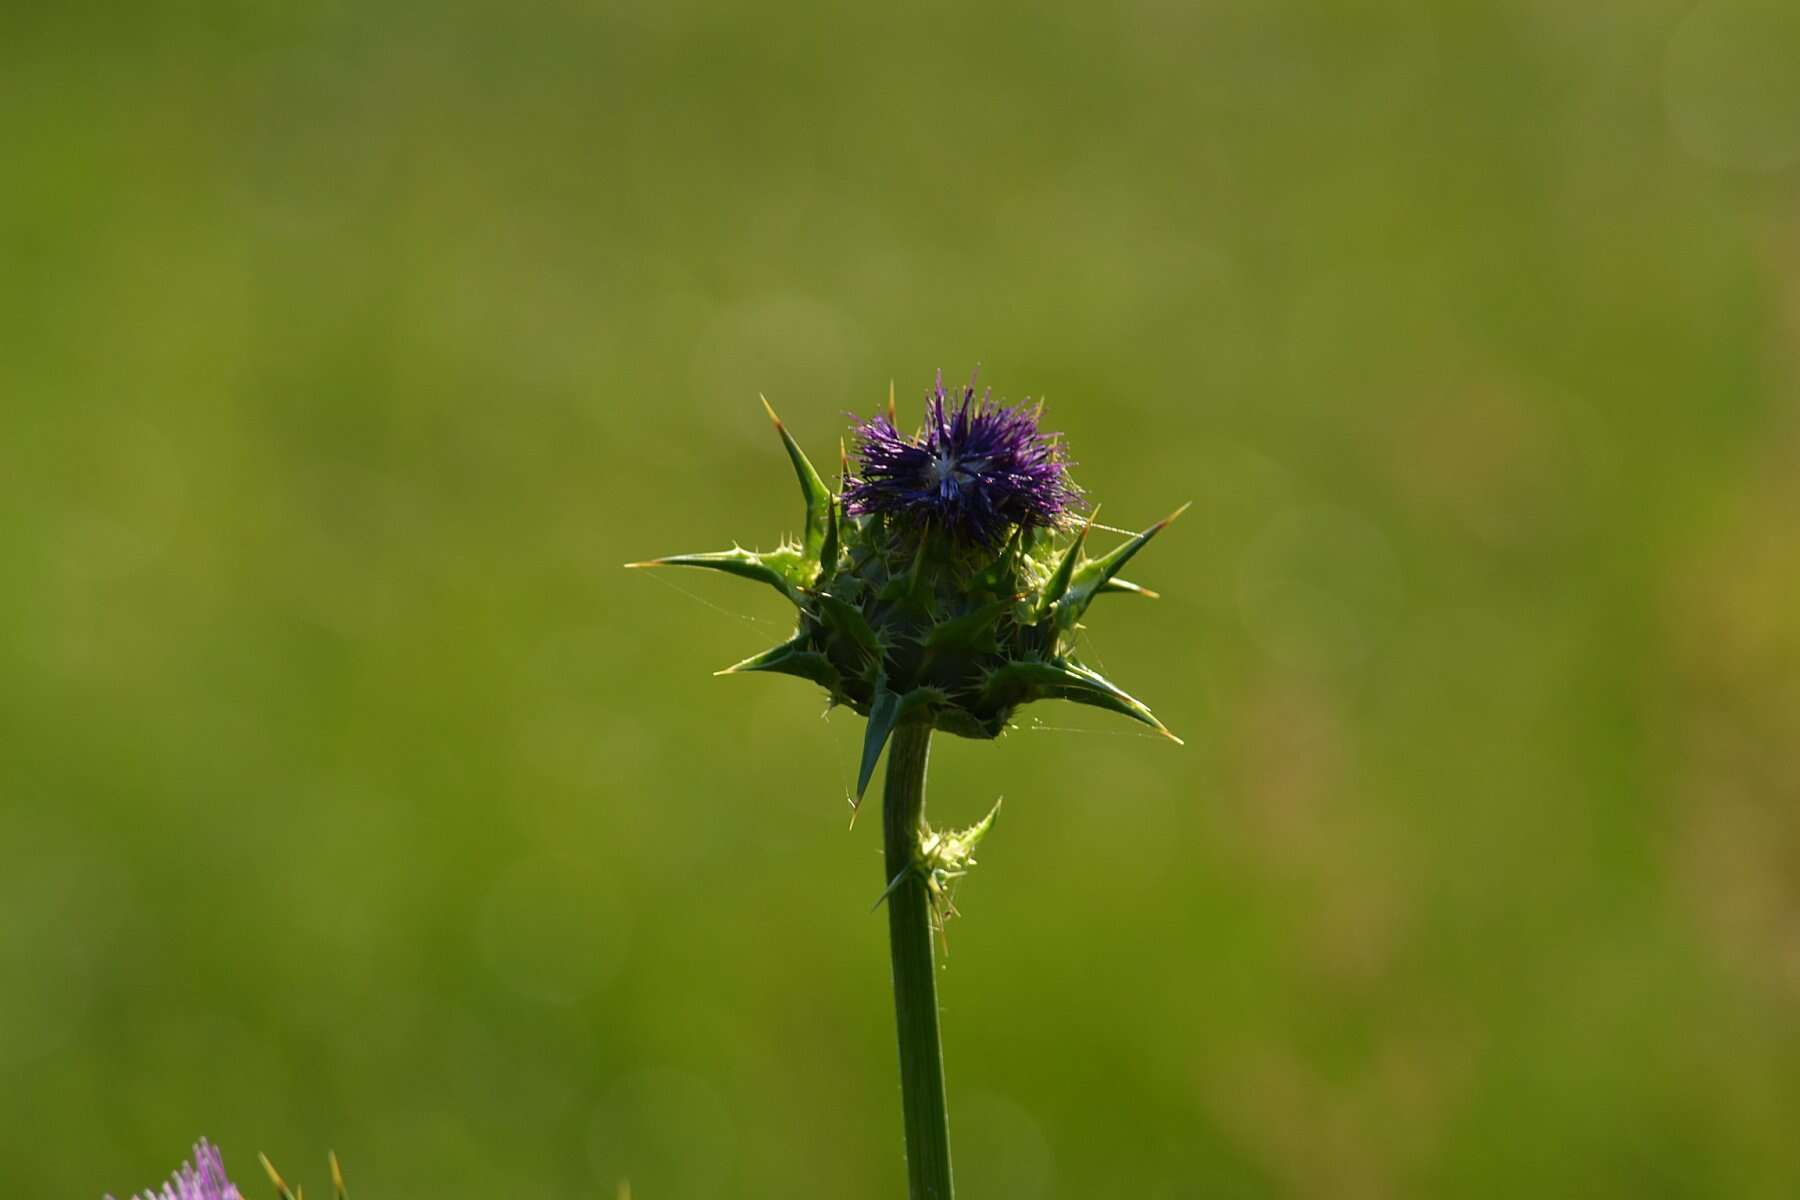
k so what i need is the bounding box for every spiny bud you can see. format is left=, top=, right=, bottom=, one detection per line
left=919, top=796, right=1002, bottom=933
left=870, top=794, right=1002, bottom=937
left=629, top=370, right=1184, bottom=803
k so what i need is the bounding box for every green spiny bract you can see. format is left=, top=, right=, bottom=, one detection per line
left=630, top=385, right=1184, bottom=802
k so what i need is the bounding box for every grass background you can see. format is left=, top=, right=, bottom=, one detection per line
left=6, top=1, right=1800, bottom=1196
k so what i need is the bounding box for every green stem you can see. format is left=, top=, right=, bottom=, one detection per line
left=882, top=722, right=954, bottom=1199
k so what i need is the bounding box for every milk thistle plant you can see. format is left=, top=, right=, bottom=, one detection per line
left=631, top=371, right=1182, bottom=1199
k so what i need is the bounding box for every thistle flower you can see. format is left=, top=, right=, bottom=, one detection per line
left=629, top=371, right=1183, bottom=1200
left=631, top=371, right=1182, bottom=799
left=107, top=1139, right=243, bottom=1200
left=845, top=370, right=1081, bottom=547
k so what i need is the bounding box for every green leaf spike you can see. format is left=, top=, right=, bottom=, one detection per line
left=1058, top=501, right=1190, bottom=627
left=1035, top=509, right=1095, bottom=622
left=857, top=684, right=904, bottom=802
left=623, top=547, right=802, bottom=604
left=1047, top=660, right=1180, bottom=742
left=716, top=635, right=844, bottom=693
left=982, top=658, right=1178, bottom=742
left=1097, top=576, right=1160, bottom=599
left=856, top=682, right=936, bottom=801
left=760, top=394, right=832, bottom=560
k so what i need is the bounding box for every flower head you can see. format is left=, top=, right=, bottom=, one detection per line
left=846, top=370, right=1080, bottom=547
left=108, top=1139, right=242, bottom=1200
left=631, top=374, right=1183, bottom=799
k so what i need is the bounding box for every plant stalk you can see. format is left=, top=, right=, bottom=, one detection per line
left=882, top=722, right=954, bottom=1199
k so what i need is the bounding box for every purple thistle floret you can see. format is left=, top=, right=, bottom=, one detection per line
left=846, top=370, right=1081, bottom=547
left=106, top=1139, right=243, bottom=1200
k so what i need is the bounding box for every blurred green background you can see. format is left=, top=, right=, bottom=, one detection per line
left=6, top=1, right=1800, bottom=1196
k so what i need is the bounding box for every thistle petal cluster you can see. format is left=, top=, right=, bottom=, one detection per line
left=631, top=373, right=1184, bottom=801
left=846, top=370, right=1081, bottom=546
left=107, top=1140, right=242, bottom=1200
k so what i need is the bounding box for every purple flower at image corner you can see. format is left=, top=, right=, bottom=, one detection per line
left=845, top=369, right=1082, bottom=547
left=106, top=1139, right=243, bottom=1200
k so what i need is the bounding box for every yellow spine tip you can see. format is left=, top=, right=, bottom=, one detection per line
left=258, top=1154, right=288, bottom=1191
left=759, top=393, right=784, bottom=429
left=1158, top=500, right=1194, bottom=528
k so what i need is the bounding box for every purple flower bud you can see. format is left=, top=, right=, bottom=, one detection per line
left=107, top=1139, right=242, bottom=1200
left=846, top=370, right=1081, bottom=547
